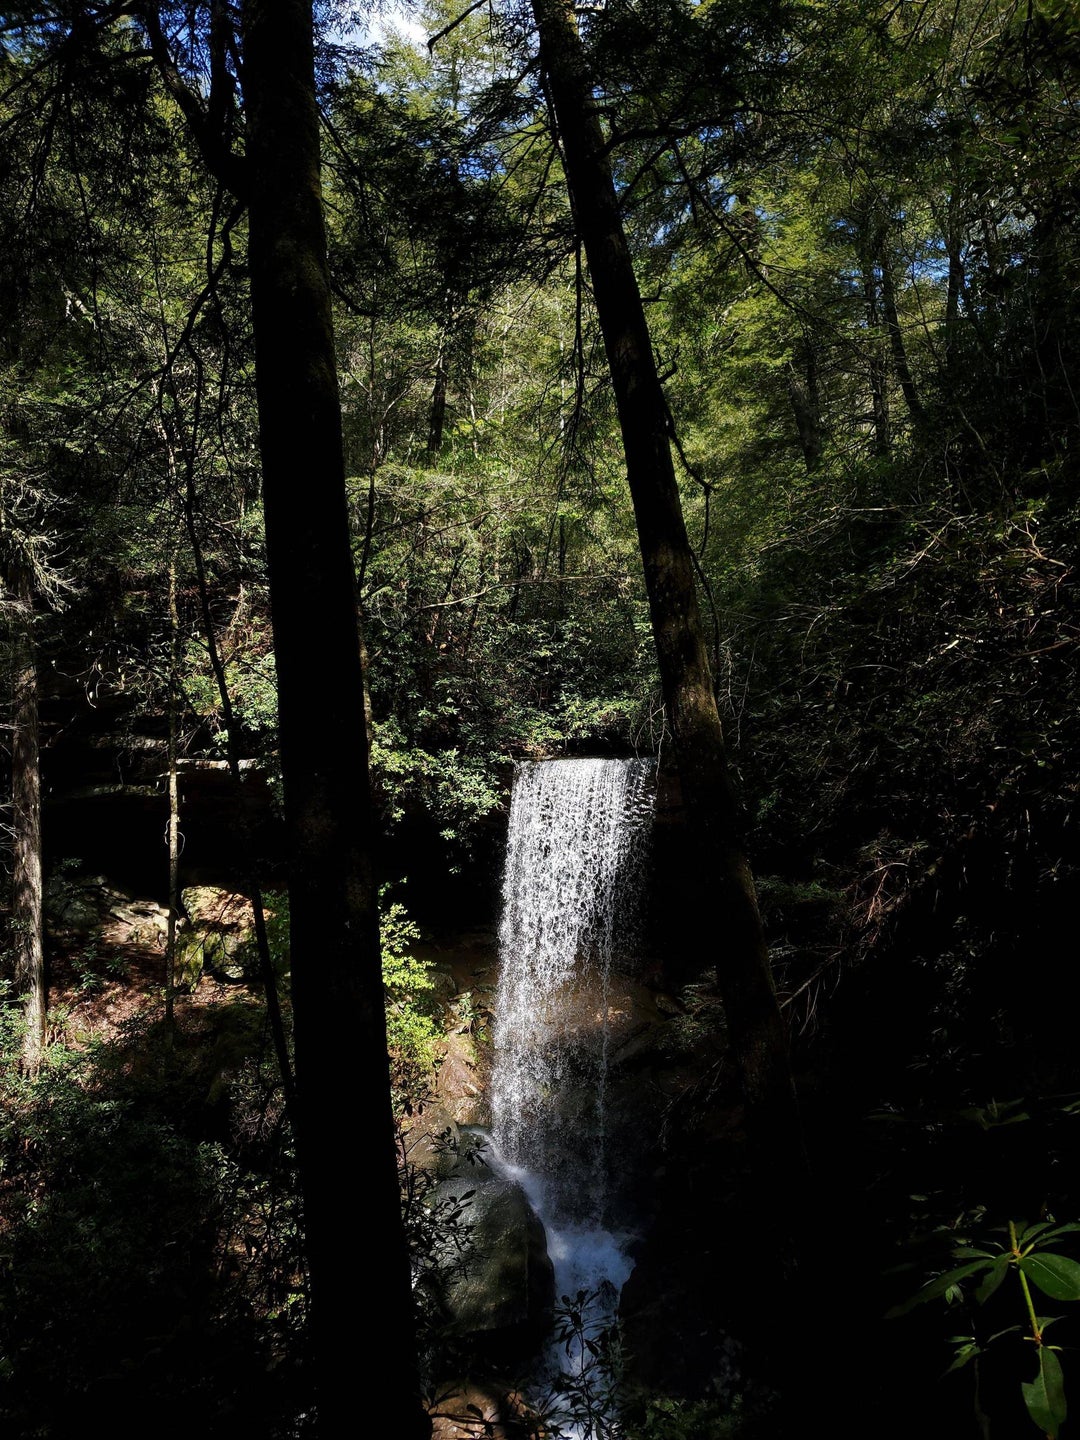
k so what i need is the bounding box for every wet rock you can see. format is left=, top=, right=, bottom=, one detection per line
left=437, top=1031, right=488, bottom=1126
left=428, top=1132, right=554, bottom=1358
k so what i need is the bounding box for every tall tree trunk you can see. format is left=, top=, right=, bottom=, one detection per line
left=787, top=343, right=823, bottom=473
left=426, top=344, right=448, bottom=463
left=945, top=185, right=964, bottom=358
left=530, top=0, right=802, bottom=1158
left=877, top=236, right=923, bottom=424
left=859, top=243, right=891, bottom=456
left=241, top=2, right=427, bottom=1433
left=10, top=565, right=44, bottom=1073
left=165, top=553, right=179, bottom=1037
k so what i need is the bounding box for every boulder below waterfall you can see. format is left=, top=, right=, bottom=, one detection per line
left=427, top=1134, right=554, bottom=1358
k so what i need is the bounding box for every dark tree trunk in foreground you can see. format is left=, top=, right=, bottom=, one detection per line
left=530, top=0, right=803, bottom=1165
left=10, top=566, right=44, bottom=1073
left=241, top=2, right=427, bottom=1432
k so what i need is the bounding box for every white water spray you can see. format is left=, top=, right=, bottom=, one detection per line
left=490, top=758, right=655, bottom=1431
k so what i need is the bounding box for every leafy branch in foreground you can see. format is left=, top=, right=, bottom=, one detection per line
left=889, top=1218, right=1080, bottom=1437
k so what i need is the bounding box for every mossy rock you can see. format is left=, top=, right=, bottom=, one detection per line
left=174, top=928, right=205, bottom=991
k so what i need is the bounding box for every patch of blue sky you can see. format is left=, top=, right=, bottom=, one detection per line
left=321, top=0, right=429, bottom=52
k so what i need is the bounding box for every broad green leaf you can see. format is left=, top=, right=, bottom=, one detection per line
left=1021, top=1347, right=1066, bottom=1438
left=1019, top=1226, right=1054, bottom=1249
left=975, top=1256, right=1010, bottom=1304
left=953, top=1246, right=997, bottom=1260
left=1017, top=1222, right=1057, bottom=1246
left=1020, top=1252, right=1080, bottom=1301
left=886, top=1260, right=995, bottom=1317
left=1035, top=1224, right=1080, bottom=1245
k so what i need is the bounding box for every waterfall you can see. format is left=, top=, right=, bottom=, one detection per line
left=490, top=756, right=655, bottom=1368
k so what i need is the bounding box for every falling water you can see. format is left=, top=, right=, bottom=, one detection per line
left=490, top=757, right=655, bottom=1430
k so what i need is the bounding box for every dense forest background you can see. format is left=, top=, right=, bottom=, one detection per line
left=2, top=0, right=1080, bottom=1436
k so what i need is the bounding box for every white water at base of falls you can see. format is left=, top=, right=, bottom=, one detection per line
left=485, top=1138, right=634, bottom=1440
left=491, top=756, right=655, bottom=1437
left=485, top=1141, right=636, bottom=1308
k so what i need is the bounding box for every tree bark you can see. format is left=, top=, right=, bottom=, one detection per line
left=241, top=2, right=428, bottom=1433
left=945, top=186, right=964, bottom=350
left=10, top=565, right=44, bottom=1073
left=530, top=0, right=802, bottom=1157
left=859, top=242, right=891, bottom=456
left=165, top=553, right=179, bottom=1037
left=877, top=236, right=923, bottom=424
left=426, top=345, right=448, bottom=463
left=787, top=344, right=823, bottom=474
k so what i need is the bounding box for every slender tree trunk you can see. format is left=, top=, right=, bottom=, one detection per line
left=878, top=237, right=923, bottom=424
left=787, top=344, right=823, bottom=473
left=530, top=0, right=802, bottom=1156
left=175, top=425, right=296, bottom=1103
left=241, top=2, right=427, bottom=1433
left=10, top=566, right=44, bottom=1073
left=426, top=344, right=448, bottom=463
left=945, top=186, right=964, bottom=353
left=859, top=244, right=891, bottom=456
left=165, top=554, right=180, bottom=1036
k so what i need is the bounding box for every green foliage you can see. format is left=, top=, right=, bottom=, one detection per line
left=3, top=0, right=1080, bottom=1431
left=183, top=636, right=279, bottom=753
left=357, top=454, right=657, bottom=837
left=380, top=889, right=441, bottom=1096
left=0, top=984, right=307, bottom=1436
left=263, top=884, right=441, bottom=1101
left=370, top=715, right=503, bottom=838
left=532, top=1289, right=625, bottom=1440
left=628, top=1395, right=751, bottom=1440
left=51, top=934, right=130, bottom=999
left=890, top=1219, right=1080, bottom=1437
left=528, top=1290, right=765, bottom=1440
